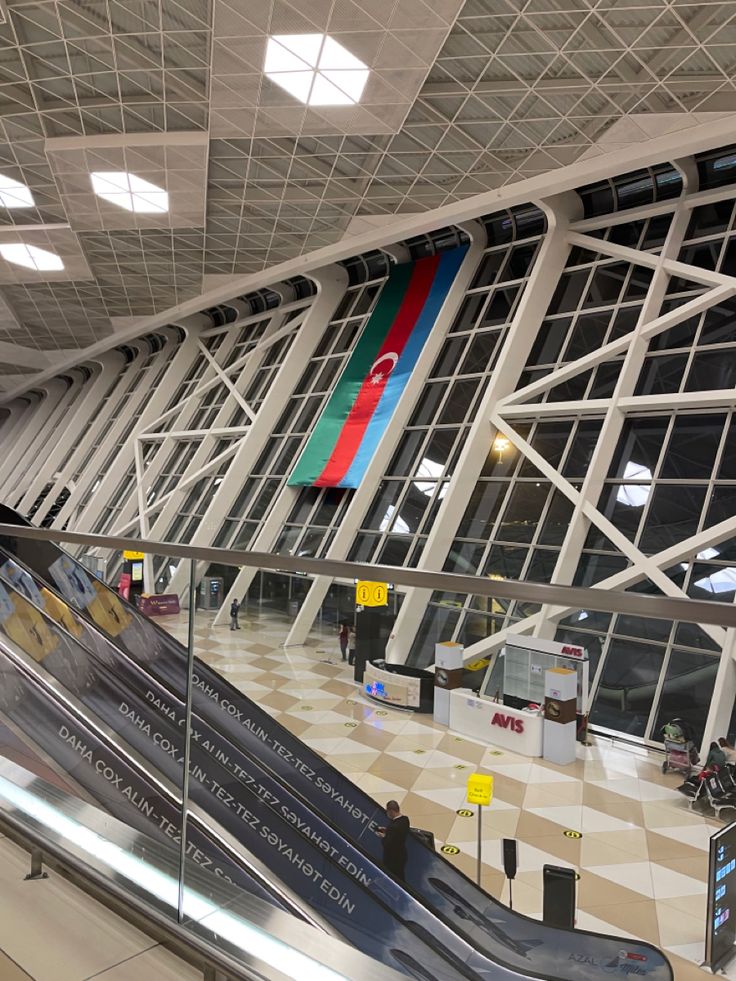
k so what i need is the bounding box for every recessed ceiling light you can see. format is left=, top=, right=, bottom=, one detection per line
left=0, top=243, right=64, bottom=271
left=91, top=172, right=168, bottom=214
left=0, top=174, right=34, bottom=209
left=264, top=34, right=369, bottom=106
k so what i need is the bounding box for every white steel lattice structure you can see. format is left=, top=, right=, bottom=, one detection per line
left=3, top=121, right=736, bottom=750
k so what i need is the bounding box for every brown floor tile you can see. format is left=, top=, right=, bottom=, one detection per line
left=645, top=830, right=708, bottom=864
left=257, top=691, right=300, bottom=710
left=655, top=855, right=708, bottom=879
left=367, top=757, right=423, bottom=786
left=274, top=715, right=312, bottom=737
left=347, top=726, right=397, bottom=751
left=586, top=899, right=661, bottom=947
left=578, top=872, right=653, bottom=909
left=666, top=954, right=710, bottom=980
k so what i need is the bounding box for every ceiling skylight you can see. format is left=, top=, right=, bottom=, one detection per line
left=0, top=174, right=34, bottom=209
left=91, top=172, right=169, bottom=214
left=264, top=34, right=369, bottom=106
left=0, top=244, right=64, bottom=271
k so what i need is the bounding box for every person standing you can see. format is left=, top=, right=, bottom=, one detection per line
left=229, top=598, right=241, bottom=631
left=348, top=624, right=356, bottom=666
left=338, top=621, right=349, bottom=661
left=378, top=800, right=410, bottom=880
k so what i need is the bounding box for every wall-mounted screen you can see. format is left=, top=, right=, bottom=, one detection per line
left=707, top=820, right=736, bottom=971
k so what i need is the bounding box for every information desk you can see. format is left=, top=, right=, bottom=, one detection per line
left=363, top=660, right=434, bottom=712
left=448, top=688, right=544, bottom=756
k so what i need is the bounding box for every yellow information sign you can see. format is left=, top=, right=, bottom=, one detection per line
left=466, top=772, right=494, bottom=807
left=123, top=550, right=145, bottom=560
left=355, top=580, right=388, bottom=607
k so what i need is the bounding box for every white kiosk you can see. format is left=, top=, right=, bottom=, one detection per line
left=448, top=636, right=589, bottom=760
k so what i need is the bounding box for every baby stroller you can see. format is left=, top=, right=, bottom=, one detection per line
left=661, top=718, right=698, bottom=776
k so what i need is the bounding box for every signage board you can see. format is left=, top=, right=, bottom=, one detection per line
left=466, top=772, right=493, bottom=807
left=355, top=580, right=388, bottom=607
left=123, top=550, right=145, bottom=560
left=706, top=820, right=736, bottom=971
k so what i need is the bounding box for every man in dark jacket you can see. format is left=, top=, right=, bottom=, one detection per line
left=378, top=799, right=410, bottom=880
left=229, top=598, right=240, bottom=631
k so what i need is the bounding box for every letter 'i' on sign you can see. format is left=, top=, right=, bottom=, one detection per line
left=466, top=773, right=493, bottom=806
left=355, top=580, right=388, bottom=606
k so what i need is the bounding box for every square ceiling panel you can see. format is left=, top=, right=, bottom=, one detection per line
left=44, top=131, right=208, bottom=231
left=0, top=226, right=92, bottom=285
left=209, top=0, right=463, bottom=138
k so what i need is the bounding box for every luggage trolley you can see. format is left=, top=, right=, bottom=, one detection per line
left=661, top=718, right=698, bottom=776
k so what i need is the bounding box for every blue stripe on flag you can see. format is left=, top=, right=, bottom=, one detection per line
left=339, top=246, right=468, bottom=488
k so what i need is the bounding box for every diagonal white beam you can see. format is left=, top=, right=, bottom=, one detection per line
left=567, top=231, right=736, bottom=289
left=498, top=285, right=735, bottom=408
left=489, top=408, right=726, bottom=647
left=195, top=340, right=255, bottom=422
left=461, top=508, right=736, bottom=664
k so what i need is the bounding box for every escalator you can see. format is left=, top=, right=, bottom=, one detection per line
left=0, top=556, right=529, bottom=981
left=0, top=505, right=673, bottom=981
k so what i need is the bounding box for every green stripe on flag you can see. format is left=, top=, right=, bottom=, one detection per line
left=288, top=263, right=414, bottom=486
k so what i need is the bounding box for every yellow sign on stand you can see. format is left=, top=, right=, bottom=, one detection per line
left=355, top=580, right=388, bottom=607
left=123, top=550, right=145, bottom=561
left=466, top=772, right=494, bottom=807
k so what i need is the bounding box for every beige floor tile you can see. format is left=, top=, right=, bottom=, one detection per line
left=656, top=901, right=705, bottom=948
left=91, top=946, right=200, bottom=980
left=581, top=836, right=648, bottom=867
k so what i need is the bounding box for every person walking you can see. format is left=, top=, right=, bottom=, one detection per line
left=347, top=624, right=356, bottom=666
left=338, top=621, right=349, bottom=661
left=229, top=598, right=241, bottom=631
left=378, top=800, right=410, bottom=880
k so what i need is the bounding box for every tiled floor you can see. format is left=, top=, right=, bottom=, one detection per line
left=0, top=834, right=199, bottom=981
left=165, top=607, right=733, bottom=981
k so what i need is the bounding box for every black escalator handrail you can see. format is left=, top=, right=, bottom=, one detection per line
left=0, top=513, right=733, bottom=627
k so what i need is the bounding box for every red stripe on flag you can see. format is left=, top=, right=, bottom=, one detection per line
left=315, top=255, right=440, bottom=487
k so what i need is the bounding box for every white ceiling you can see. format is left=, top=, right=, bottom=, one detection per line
left=0, top=0, right=734, bottom=371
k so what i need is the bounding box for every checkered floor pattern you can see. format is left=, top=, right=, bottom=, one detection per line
left=164, top=608, right=730, bottom=981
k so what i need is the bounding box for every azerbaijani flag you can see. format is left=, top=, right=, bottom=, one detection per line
left=288, top=245, right=468, bottom=488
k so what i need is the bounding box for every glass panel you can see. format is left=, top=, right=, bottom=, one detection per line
left=526, top=318, right=570, bottom=366
left=591, top=639, right=665, bottom=737
left=652, top=649, right=718, bottom=744
left=635, top=355, right=688, bottom=396
left=608, top=417, right=668, bottom=479
left=456, top=481, right=508, bottom=538
left=686, top=351, right=736, bottom=392
left=537, top=491, right=574, bottom=546
left=660, top=414, right=724, bottom=479
left=496, top=483, right=551, bottom=543
left=638, top=485, right=707, bottom=554
left=562, top=420, right=602, bottom=477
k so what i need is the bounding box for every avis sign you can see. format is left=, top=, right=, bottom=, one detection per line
left=491, top=711, right=524, bottom=734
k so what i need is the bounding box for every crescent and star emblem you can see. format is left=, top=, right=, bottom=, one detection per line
left=368, top=352, right=399, bottom=386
